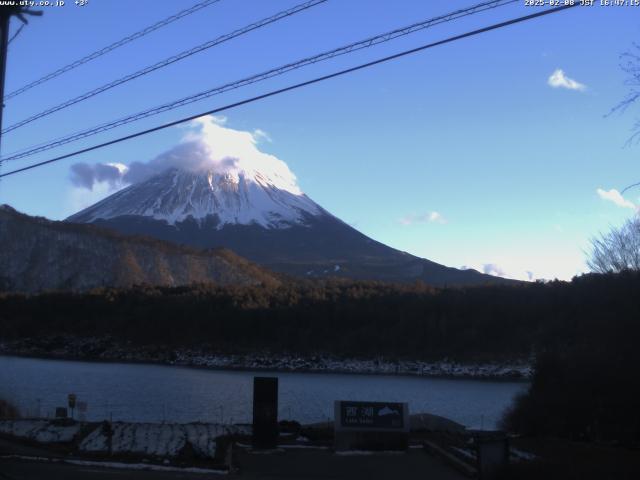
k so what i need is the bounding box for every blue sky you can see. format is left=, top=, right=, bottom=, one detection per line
left=1, top=0, right=639, bottom=281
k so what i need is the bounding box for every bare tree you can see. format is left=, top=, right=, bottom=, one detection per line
left=588, top=217, right=640, bottom=273
left=610, top=43, right=640, bottom=132
left=588, top=46, right=640, bottom=273
left=609, top=44, right=640, bottom=194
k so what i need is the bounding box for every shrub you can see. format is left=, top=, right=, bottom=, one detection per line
left=0, top=399, right=20, bottom=419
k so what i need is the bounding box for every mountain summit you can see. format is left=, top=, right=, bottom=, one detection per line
left=67, top=116, right=508, bottom=286
left=68, top=166, right=325, bottom=229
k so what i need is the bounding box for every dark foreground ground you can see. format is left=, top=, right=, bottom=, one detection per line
left=0, top=458, right=214, bottom=480
left=0, top=415, right=471, bottom=479
left=3, top=424, right=639, bottom=479
left=0, top=449, right=465, bottom=480
left=236, top=448, right=465, bottom=480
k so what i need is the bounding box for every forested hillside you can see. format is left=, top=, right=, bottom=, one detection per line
left=1, top=272, right=638, bottom=361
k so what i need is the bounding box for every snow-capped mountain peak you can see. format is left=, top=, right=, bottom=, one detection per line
left=68, top=166, right=324, bottom=228
left=66, top=117, right=512, bottom=287
left=68, top=116, right=326, bottom=228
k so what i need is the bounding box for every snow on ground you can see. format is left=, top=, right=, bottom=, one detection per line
left=279, top=444, right=329, bottom=450
left=0, top=455, right=228, bottom=475
left=451, top=446, right=476, bottom=460
left=0, top=420, right=81, bottom=443
left=451, top=445, right=537, bottom=463
left=79, top=422, right=231, bottom=459
left=510, top=447, right=537, bottom=461
left=334, top=450, right=405, bottom=456
left=65, top=459, right=228, bottom=474
left=0, top=419, right=240, bottom=460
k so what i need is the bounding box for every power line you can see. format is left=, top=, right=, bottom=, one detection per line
left=3, top=0, right=224, bottom=101
left=1, top=0, right=518, bottom=163
left=1, top=0, right=328, bottom=135
left=621, top=182, right=640, bottom=195
left=0, top=4, right=578, bottom=180
left=7, top=23, right=25, bottom=46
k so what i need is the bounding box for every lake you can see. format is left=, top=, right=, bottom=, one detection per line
left=0, top=355, right=527, bottom=429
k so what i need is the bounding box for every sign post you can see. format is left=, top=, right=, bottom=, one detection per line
left=55, top=407, right=68, bottom=419
left=475, top=431, right=509, bottom=480
left=0, top=6, right=42, bottom=154
left=334, top=400, right=409, bottom=451
left=77, top=401, right=88, bottom=422
left=68, top=393, right=77, bottom=420
left=252, top=377, right=279, bottom=449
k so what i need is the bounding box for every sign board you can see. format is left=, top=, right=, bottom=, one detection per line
left=68, top=393, right=77, bottom=409
left=338, top=401, right=406, bottom=430
left=55, top=407, right=68, bottom=418
left=334, top=400, right=409, bottom=451
left=476, top=432, right=509, bottom=480
left=252, top=377, right=279, bottom=449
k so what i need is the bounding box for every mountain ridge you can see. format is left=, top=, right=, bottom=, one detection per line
left=0, top=204, right=279, bottom=293
left=66, top=168, right=513, bottom=287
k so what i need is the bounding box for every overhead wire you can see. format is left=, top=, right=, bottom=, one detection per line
left=1, top=0, right=518, bottom=163
left=1, top=0, right=328, bottom=135
left=7, top=23, right=25, bottom=46
left=3, top=0, right=224, bottom=101
left=0, top=4, right=579, bottom=179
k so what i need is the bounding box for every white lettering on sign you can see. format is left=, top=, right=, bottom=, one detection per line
left=362, top=407, right=374, bottom=417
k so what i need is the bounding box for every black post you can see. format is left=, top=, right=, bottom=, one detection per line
left=252, top=377, right=279, bottom=449
left=0, top=10, right=10, bottom=155
left=476, top=431, right=509, bottom=480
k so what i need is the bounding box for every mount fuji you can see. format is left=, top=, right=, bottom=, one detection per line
left=66, top=117, right=507, bottom=286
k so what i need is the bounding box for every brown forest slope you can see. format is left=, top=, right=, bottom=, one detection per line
left=0, top=205, right=279, bottom=292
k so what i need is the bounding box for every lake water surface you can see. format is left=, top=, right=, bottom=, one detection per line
left=0, top=356, right=527, bottom=429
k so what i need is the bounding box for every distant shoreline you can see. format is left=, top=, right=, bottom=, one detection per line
left=0, top=342, right=532, bottom=383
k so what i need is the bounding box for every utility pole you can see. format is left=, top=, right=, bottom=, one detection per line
left=0, top=6, right=42, bottom=156
left=0, top=8, right=11, bottom=154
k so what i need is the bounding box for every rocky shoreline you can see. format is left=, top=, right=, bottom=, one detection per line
left=0, top=336, right=532, bottom=381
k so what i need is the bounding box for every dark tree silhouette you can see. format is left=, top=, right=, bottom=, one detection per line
left=0, top=399, right=19, bottom=419
left=588, top=217, right=640, bottom=273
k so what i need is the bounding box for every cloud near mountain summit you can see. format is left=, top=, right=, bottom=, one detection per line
left=69, top=116, right=301, bottom=195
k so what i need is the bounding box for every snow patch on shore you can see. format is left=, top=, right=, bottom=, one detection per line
left=0, top=419, right=241, bottom=460
left=79, top=422, right=232, bottom=459
left=0, top=337, right=533, bottom=380
left=0, top=420, right=81, bottom=443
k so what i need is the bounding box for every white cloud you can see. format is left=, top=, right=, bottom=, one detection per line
left=482, top=263, right=507, bottom=277
left=253, top=128, right=272, bottom=143
left=596, top=188, right=636, bottom=209
left=428, top=211, right=445, bottom=223
left=455, top=246, right=587, bottom=282
left=459, top=263, right=542, bottom=282
left=399, top=211, right=447, bottom=226
left=68, top=116, right=299, bottom=195
left=547, top=69, right=586, bottom=91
